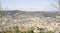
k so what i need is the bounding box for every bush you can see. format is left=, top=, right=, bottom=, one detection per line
left=0, top=31, right=5, bottom=33
left=5, top=30, right=13, bottom=33
left=38, top=28, right=45, bottom=33
left=46, top=31, right=54, bottom=33
left=39, top=32, right=44, bottom=33
left=22, top=31, right=26, bottom=33
left=26, top=29, right=34, bottom=33
left=14, top=26, right=22, bottom=33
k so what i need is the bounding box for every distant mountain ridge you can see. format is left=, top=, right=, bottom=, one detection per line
left=0, top=10, right=60, bottom=17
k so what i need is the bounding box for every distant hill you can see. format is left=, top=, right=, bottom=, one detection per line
left=0, top=10, right=60, bottom=17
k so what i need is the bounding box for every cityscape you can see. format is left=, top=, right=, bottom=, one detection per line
left=0, top=0, right=60, bottom=33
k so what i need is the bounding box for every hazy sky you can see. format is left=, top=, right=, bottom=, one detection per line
left=1, top=0, right=58, bottom=11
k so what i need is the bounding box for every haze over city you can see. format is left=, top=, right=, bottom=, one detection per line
left=1, top=0, right=58, bottom=11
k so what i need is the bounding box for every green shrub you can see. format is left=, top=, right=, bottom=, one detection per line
left=46, top=31, right=54, bottom=33
left=26, top=29, right=34, bottom=33
left=38, top=28, right=45, bottom=33
left=0, top=31, right=5, bottom=33
left=14, top=26, right=22, bottom=33
left=22, top=31, right=26, bottom=33
left=39, top=32, right=44, bottom=33
left=5, top=30, right=13, bottom=33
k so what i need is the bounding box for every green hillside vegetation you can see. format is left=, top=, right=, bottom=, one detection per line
left=0, top=26, right=54, bottom=33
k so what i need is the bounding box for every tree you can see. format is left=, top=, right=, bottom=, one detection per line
left=49, top=0, right=60, bottom=11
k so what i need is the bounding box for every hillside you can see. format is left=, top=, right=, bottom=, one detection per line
left=0, top=10, right=60, bottom=33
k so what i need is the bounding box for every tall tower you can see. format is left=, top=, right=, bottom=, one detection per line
left=0, top=0, right=2, bottom=11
